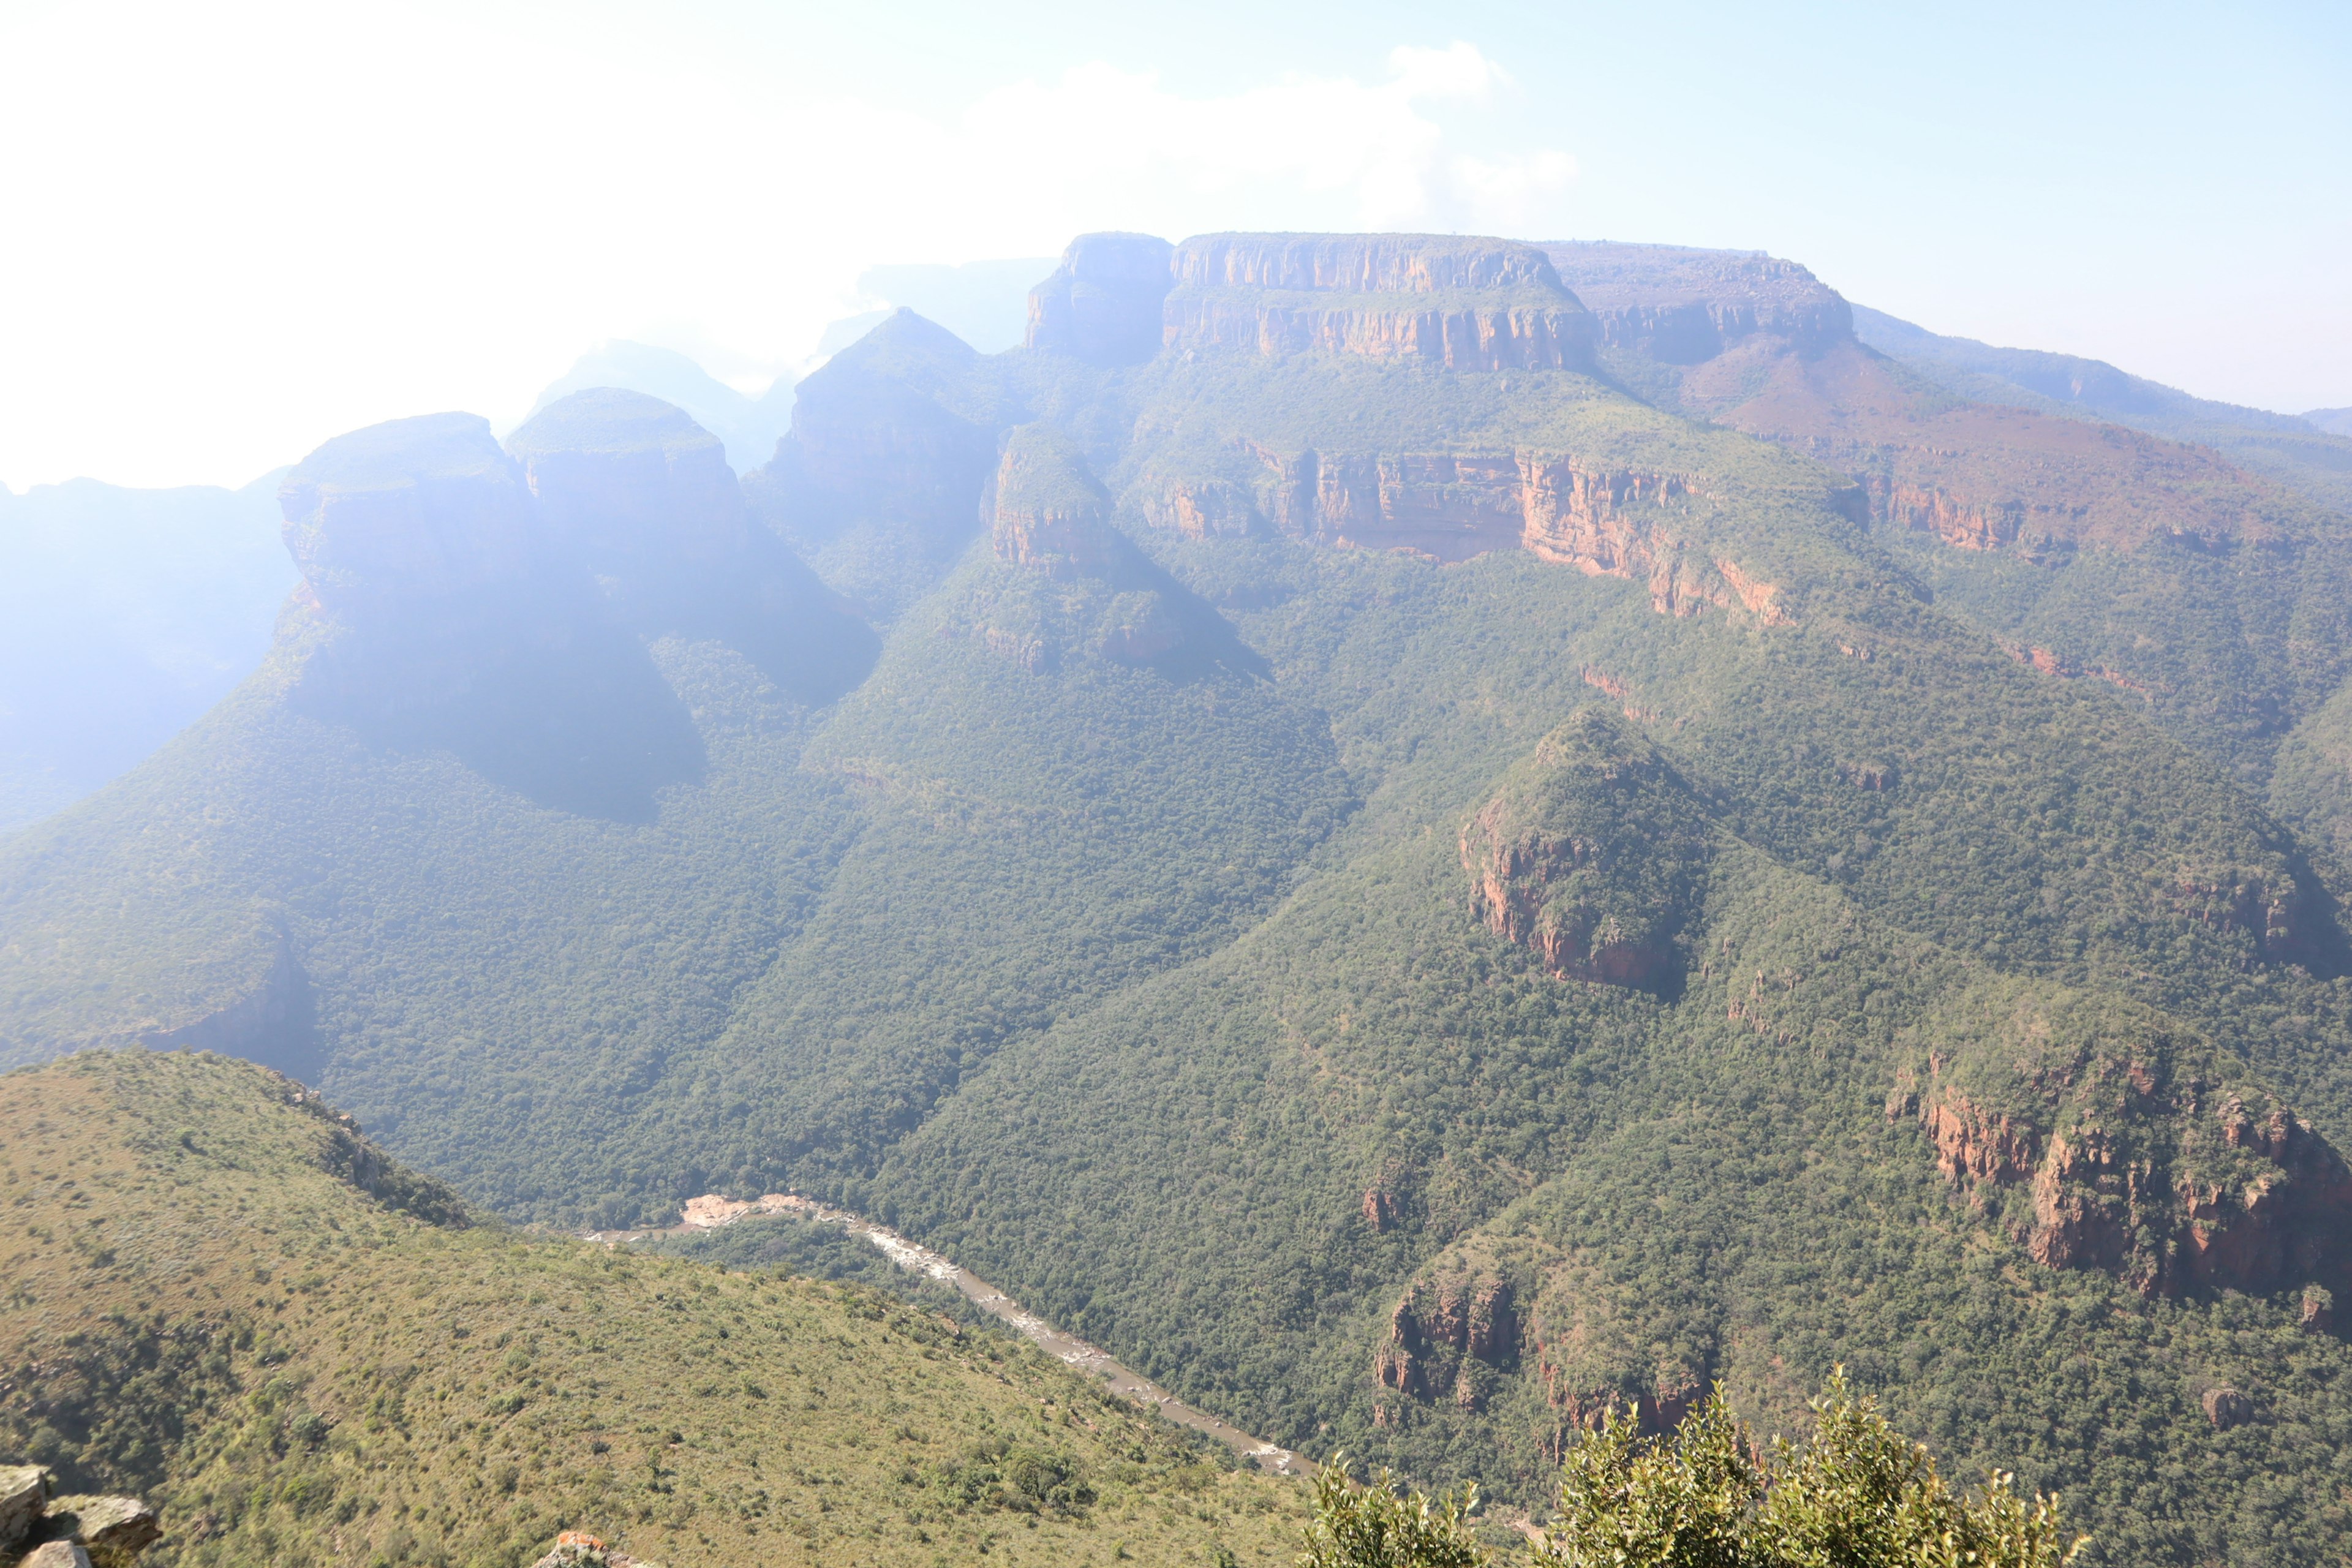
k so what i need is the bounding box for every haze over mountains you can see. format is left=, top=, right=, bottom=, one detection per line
left=10, top=228, right=2352, bottom=1566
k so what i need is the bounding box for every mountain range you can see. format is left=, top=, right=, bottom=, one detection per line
left=9, top=229, right=2352, bottom=1565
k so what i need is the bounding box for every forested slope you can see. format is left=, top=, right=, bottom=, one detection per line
left=0, top=1050, right=1303, bottom=1567
left=9, top=231, right=2352, bottom=1564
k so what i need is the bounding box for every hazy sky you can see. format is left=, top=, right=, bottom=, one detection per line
left=2, top=0, right=2345, bottom=489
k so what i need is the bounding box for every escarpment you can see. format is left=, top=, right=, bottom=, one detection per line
left=1164, top=233, right=1594, bottom=371
left=508, top=388, right=878, bottom=699
left=1025, top=230, right=1596, bottom=372
left=1460, top=709, right=1713, bottom=990
left=1544, top=241, right=1854, bottom=361
left=280, top=390, right=873, bottom=818
left=1888, top=992, right=2352, bottom=1301
left=1135, top=443, right=1789, bottom=617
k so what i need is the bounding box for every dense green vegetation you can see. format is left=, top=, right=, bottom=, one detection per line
left=1301, top=1376, right=2084, bottom=1567
left=9, top=235, right=2352, bottom=1566
left=0, top=1050, right=1306, bottom=1567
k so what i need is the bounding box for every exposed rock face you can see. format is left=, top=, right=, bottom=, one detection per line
left=278, top=389, right=882, bottom=817
left=1896, top=999, right=2352, bottom=1301
left=1164, top=233, right=1594, bottom=371
left=1877, top=480, right=2024, bottom=552
left=508, top=389, right=878, bottom=701
left=1, top=1466, right=47, bottom=1554
left=2164, top=867, right=2305, bottom=960
left=2202, top=1386, right=2253, bottom=1430
left=44, top=1495, right=160, bottom=1566
left=1376, top=1267, right=1518, bottom=1410
left=0, top=1471, right=158, bottom=1568
left=1025, top=233, right=1176, bottom=366
left=1460, top=710, right=1714, bottom=990
left=749, top=310, right=999, bottom=595
left=1543, top=241, right=1853, bottom=361
left=991, top=425, right=1123, bottom=579
left=278, top=412, right=541, bottom=625
left=1133, top=443, right=1790, bottom=617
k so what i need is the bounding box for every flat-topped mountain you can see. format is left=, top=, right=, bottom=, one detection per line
left=9, top=228, right=2352, bottom=1566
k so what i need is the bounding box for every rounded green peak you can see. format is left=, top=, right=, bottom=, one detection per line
left=286, top=411, right=509, bottom=493
left=504, top=386, right=720, bottom=459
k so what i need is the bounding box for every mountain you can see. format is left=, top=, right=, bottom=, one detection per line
left=526, top=342, right=797, bottom=475
left=1848, top=303, right=2352, bottom=516
left=0, top=474, right=295, bottom=835
left=0, top=1049, right=1302, bottom=1567
left=844, top=258, right=1059, bottom=356
left=9, top=230, right=2352, bottom=1565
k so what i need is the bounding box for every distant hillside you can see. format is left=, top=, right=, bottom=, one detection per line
left=524, top=342, right=797, bottom=476
left=1848, top=302, right=2352, bottom=516
left=0, top=473, right=294, bottom=835
left=0, top=1049, right=1304, bottom=1567
left=13, top=231, right=2352, bottom=1566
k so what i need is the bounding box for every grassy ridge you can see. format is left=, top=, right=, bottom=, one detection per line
left=0, top=1050, right=1306, bottom=1567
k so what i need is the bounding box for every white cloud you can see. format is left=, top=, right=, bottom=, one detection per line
left=0, top=7, right=1574, bottom=488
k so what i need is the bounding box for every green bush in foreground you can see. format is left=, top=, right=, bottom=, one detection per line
left=1305, top=1376, right=2085, bottom=1568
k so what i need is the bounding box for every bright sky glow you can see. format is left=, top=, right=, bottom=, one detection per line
left=1, top=0, right=2344, bottom=488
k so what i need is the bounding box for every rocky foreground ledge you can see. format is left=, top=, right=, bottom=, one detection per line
left=0, top=1466, right=159, bottom=1568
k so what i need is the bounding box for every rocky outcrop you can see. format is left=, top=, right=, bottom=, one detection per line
left=1460, top=711, right=1714, bottom=990
left=1132, top=443, right=1790, bottom=617
left=1878, top=480, right=2024, bottom=551
left=278, top=412, right=542, bottom=627
left=1025, top=233, right=1176, bottom=367
left=1164, top=234, right=1594, bottom=371
left=1896, top=1006, right=2352, bottom=1302
left=530, top=1531, right=667, bottom=1568
left=0, top=1468, right=157, bottom=1567
left=990, top=426, right=1123, bottom=579
left=508, top=388, right=878, bottom=701
left=1376, top=1268, right=1518, bottom=1411
left=749, top=309, right=998, bottom=594
left=2164, top=867, right=2304, bottom=960
left=2201, top=1386, right=2253, bottom=1430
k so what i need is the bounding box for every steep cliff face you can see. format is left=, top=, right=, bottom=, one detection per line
left=1460, top=709, right=1714, bottom=990
left=748, top=310, right=1000, bottom=614
left=1131, top=442, right=1782, bottom=617
left=1375, top=1264, right=1520, bottom=1413
left=278, top=412, right=543, bottom=625
left=281, top=395, right=878, bottom=820
left=1024, top=233, right=1176, bottom=367
left=965, top=425, right=1253, bottom=677
left=990, top=424, right=1124, bottom=579
left=1544, top=241, right=1853, bottom=362
left=1163, top=233, right=1594, bottom=372
left=1888, top=988, right=2352, bottom=1300
left=508, top=389, right=878, bottom=700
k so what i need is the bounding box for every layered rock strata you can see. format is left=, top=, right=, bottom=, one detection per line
left=1025, top=233, right=1175, bottom=366
left=1544, top=241, right=1854, bottom=361
left=1891, top=1045, right=2352, bottom=1300
left=1460, top=711, right=1714, bottom=990
left=990, top=425, right=1123, bottom=579
left=1027, top=231, right=1597, bottom=371
left=1164, top=233, right=1594, bottom=371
